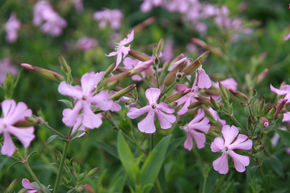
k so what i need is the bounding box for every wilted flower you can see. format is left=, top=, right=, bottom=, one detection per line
left=211, top=125, right=252, bottom=174
left=127, top=88, right=176, bottom=133
left=0, top=100, right=35, bottom=157
left=33, top=1, right=67, bottom=36
left=5, top=13, right=21, bottom=43
left=94, top=9, right=123, bottom=29
left=58, top=72, right=113, bottom=134
left=183, top=109, right=210, bottom=150
left=107, top=31, right=134, bottom=69
left=0, top=58, right=18, bottom=84
left=76, top=37, right=98, bottom=51
left=22, top=178, right=39, bottom=193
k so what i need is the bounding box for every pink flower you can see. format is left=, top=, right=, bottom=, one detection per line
left=5, top=13, right=21, bottom=43
left=183, top=109, right=210, bottom=150
left=127, top=88, right=176, bottom=133
left=282, top=112, right=290, bottom=123
left=58, top=72, right=113, bottom=134
left=283, top=33, right=290, bottom=41
left=175, top=84, right=198, bottom=115
left=211, top=125, right=252, bottom=174
left=94, top=9, right=123, bottom=29
left=208, top=107, right=226, bottom=125
left=22, top=178, right=39, bottom=193
left=0, top=58, right=18, bottom=84
left=141, top=0, right=163, bottom=12
left=73, top=0, right=84, bottom=12
left=196, top=68, right=212, bottom=89
left=0, top=100, right=35, bottom=157
left=123, top=57, right=154, bottom=81
left=107, top=31, right=134, bottom=70
left=270, top=84, right=290, bottom=103
left=33, top=1, right=67, bottom=36
left=76, top=37, right=98, bottom=51
left=215, top=78, right=238, bottom=91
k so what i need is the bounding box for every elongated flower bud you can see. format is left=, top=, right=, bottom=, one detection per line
left=182, top=51, right=209, bottom=75
left=129, top=49, right=151, bottom=61
left=219, top=82, right=230, bottom=101
left=229, top=89, right=248, bottom=101
left=21, top=63, right=64, bottom=81
left=111, top=84, right=136, bottom=100
left=133, top=16, right=155, bottom=33
left=259, top=117, right=269, bottom=127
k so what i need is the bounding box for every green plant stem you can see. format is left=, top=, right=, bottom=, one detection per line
left=53, top=128, right=73, bottom=193
left=41, top=121, right=65, bottom=139
left=156, top=178, right=163, bottom=193
left=201, top=175, right=208, bottom=193
left=24, top=161, right=48, bottom=193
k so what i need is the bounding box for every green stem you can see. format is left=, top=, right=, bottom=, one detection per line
left=156, top=178, right=163, bottom=193
left=41, top=121, right=66, bottom=139
left=52, top=128, right=73, bottom=193
left=201, top=174, right=208, bottom=193
left=24, top=161, right=48, bottom=193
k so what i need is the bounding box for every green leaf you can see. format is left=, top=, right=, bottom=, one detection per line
left=265, top=155, right=284, bottom=177
left=139, top=135, right=171, bottom=193
left=95, top=142, right=118, bottom=159
left=276, top=129, right=290, bottom=146
left=117, top=131, right=138, bottom=182
left=107, top=169, right=127, bottom=193
left=46, top=135, right=59, bottom=144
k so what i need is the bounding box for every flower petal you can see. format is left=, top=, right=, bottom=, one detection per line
left=138, top=111, right=156, bottom=133
left=81, top=72, right=104, bottom=96
left=213, top=153, right=229, bottom=174
left=62, top=101, right=82, bottom=127
left=229, top=134, right=252, bottom=150
left=1, top=99, right=16, bottom=118
left=1, top=132, right=16, bottom=156
left=210, top=137, right=225, bottom=152
left=145, top=88, right=161, bottom=104
left=183, top=133, right=193, bottom=151
left=282, top=112, right=290, bottom=122
left=58, top=81, right=82, bottom=99
left=270, top=84, right=288, bottom=96
left=22, top=178, right=35, bottom=190
left=127, top=106, right=150, bottom=119
left=197, top=68, right=212, bottom=89
left=8, top=126, right=35, bottom=148
left=120, top=30, right=134, bottom=45
left=228, top=150, right=250, bottom=173
left=158, top=102, right=175, bottom=113
left=222, top=125, right=239, bottom=146
left=156, top=111, right=176, bottom=129
left=191, top=130, right=206, bottom=149
left=91, top=90, right=113, bottom=111
left=82, top=102, right=102, bottom=129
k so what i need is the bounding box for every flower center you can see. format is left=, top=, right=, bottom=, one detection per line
left=222, top=146, right=229, bottom=152
left=151, top=104, right=157, bottom=109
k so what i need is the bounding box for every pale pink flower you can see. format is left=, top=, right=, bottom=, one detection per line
left=183, top=109, right=210, bottom=150
left=123, top=57, right=154, bottom=81
left=76, top=37, right=98, bottom=51
left=94, top=9, right=123, bottom=29
left=208, top=107, right=226, bottom=125
left=0, top=100, right=35, bottom=157
left=33, top=1, right=67, bottom=36
left=106, top=31, right=134, bottom=70
left=284, top=33, right=290, bottom=41
left=175, top=84, right=198, bottom=115
left=282, top=112, right=290, bottom=123
left=0, top=58, right=18, bottom=84
left=270, top=84, right=290, bottom=103
left=58, top=72, right=113, bottom=134
left=211, top=125, right=252, bottom=174
left=73, top=0, right=84, bottom=12
left=215, top=78, right=238, bottom=91
left=141, top=0, right=163, bottom=12
left=196, top=68, right=212, bottom=89
left=22, top=178, right=39, bottom=193
left=5, top=13, right=21, bottom=43
left=127, top=88, right=176, bottom=133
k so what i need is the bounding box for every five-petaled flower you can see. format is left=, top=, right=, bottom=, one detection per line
left=127, top=88, right=176, bottom=133
left=211, top=125, right=252, bottom=174
left=0, top=100, right=35, bottom=157
left=22, top=178, right=39, bottom=193
left=106, top=30, right=134, bottom=70
left=270, top=84, right=290, bottom=103
left=58, top=72, right=114, bottom=135
left=183, top=109, right=210, bottom=150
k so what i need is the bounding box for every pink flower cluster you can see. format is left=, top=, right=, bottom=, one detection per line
left=0, top=100, right=35, bottom=157
left=140, top=0, right=251, bottom=36
left=76, top=37, right=98, bottom=51
left=5, top=13, right=21, bottom=43
left=58, top=72, right=119, bottom=136
left=94, top=9, right=123, bottom=30
left=33, top=1, right=67, bottom=36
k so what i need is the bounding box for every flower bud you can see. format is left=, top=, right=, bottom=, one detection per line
left=130, top=59, right=154, bottom=75
left=104, top=71, right=130, bottom=84
left=165, top=90, right=190, bottom=103
left=104, top=63, right=117, bottom=77
left=259, top=117, right=269, bottom=127
left=87, top=168, right=100, bottom=177
left=111, top=84, right=136, bottom=100
left=58, top=55, right=72, bottom=81
left=21, top=63, right=64, bottom=81
left=210, top=97, right=220, bottom=110
left=229, top=89, right=248, bottom=102
left=274, top=100, right=287, bottom=118
left=133, top=16, right=155, bottom=33
left=153, top=39, right=164, bottom=58
left=129, top=49, right=151, bottom=61
left=256, top=68, right=269, bottom=84
left=218, top=82, right=230, bottom=101
left=195, top=96, right=211, bottom=106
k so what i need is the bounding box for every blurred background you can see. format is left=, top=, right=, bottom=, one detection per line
left=0, top=0, right=289, bottom=192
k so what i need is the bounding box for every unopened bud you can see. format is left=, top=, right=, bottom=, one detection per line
left=210, top=97, right=220, bottom=110
left=204, top=89, right=220, bottom=96
left=229, top=89, right=248, bottom=101
left=133, top=16, right=155, bottom=33
left=218, top=82, right=230, bottom=101
left=130, top=59, right=154, bottom=75
left=154, top=39, right=164, bottom=58
left=111, top=84, right=136, bottom=100
left=87, top=168, right=100, bottom=177
left=21, top=63, right=64, bottom=81
left=256, top=68, right=269, bottom=84
left=104, top=71, right=130, bottom=84
left=165, top=90, right=190, bottom=103
left=129, top=50, right=151, bottom=61
left=192, top=38, right=208, bottom=48
left=195, top=96, right=211, bottom=106
left=274, top=100, right=287, bottom=118
left=104, top=63, right=116, bottom=77
left=259, top=117, right=269, bottom=127
left=59, top=56, right=72, bottom=83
